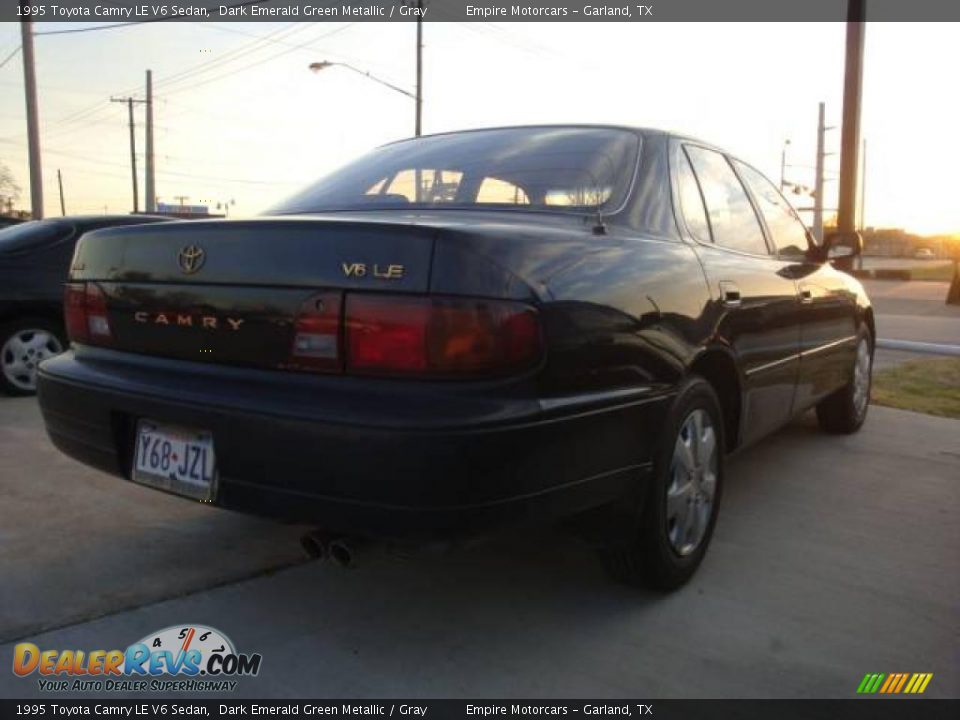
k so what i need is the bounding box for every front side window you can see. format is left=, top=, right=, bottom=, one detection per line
left=371, top=169, right=465, bottom=203
left=271, top=127, right=640, bottom=215
left=734, top=161, right=810, bottom=258
left=684, top=146, right=769, bottom=255
left=476, top=177, right=530, bottom=205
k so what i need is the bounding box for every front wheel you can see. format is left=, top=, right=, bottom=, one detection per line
left=816, top=327, right=873, bottom=434
left=602, top=376, right=725, bottom=591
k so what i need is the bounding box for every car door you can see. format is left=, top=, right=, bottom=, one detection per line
left=677, top=143, right=802, bottom=446
left=733, top=161, right=858, bottom=411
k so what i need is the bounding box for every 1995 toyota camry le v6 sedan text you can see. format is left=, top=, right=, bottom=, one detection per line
left=37, top=126, right=874, bottom=589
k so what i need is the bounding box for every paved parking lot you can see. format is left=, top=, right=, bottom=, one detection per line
left=1, top=394, right=957, bottom=699
left=863, top=280, right=959, bottom=369
left=0, top=397, right=308, bottom=643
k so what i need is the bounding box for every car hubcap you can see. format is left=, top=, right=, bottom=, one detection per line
left=852, top=337, right=871, bottom=418
left=666, top=408, right=718, bottom=557
left=1, top=329, right=63, bottom=392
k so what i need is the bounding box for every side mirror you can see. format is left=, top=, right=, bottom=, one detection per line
left=819, top=230, right=863, bottom=266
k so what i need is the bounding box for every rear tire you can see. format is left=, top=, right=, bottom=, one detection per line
left=602, top=376, right=725, bottom=591
left=815, top=326, right=872, bottom=434
left=0, top=318, right=66, bottom=396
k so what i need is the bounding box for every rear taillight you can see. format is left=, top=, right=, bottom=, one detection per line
left=64, top=283, right=87, bottom=343
left=345, top=295, right=542, bottom=377
left=63, top=282, right=113, bottom=346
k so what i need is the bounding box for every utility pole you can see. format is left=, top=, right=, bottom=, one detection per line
left=145, top=70, right=156, bottom=212
left=779, top=139, right=790, bottom=190
left=859, top=138, right=867, bottom=232
left=20, top=14, right=43, bottom=219
left=836, top=0, right=866, bottom=262
left=111, top=95, right=148, bottom=213
left=57, top=169, right=65, bottom=216
left=856, top=137, right=868, bottom=271
left=813, top=103, right=826, bottom=244
left=415, top=0, right=423, bottom=136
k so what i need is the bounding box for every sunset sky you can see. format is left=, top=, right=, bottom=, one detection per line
left=0, top=21, right=957, bottom=234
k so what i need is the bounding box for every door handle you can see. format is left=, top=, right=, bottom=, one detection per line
left=798, top=284, right=814, bottom=304
left=719, top=281, right=741, bottom=307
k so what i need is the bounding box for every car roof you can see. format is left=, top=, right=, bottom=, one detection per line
left=379, top=123, right=673, bottom=146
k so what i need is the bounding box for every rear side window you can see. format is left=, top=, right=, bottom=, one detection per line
left=677, top=150, right=710, bottom=244
left=734, top=161, right=810, bottom=258
left=685, top=146, right=769, bottom=255
left=0, top=220, right=72, bottom=254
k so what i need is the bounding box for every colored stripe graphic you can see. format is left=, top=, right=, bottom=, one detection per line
left=857, top=672, right=933, bottom=694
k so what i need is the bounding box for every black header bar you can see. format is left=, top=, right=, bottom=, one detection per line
left=2, top=0, right=958, bottom=23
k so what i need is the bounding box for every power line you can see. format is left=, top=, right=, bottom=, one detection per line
left=46, top=19, right=300, bottom=127
left=152, top=23, right=305, bottom=91
left=0, top=45, right=20, bottom=71
left=0, top=138, right=300, bottom=187
left=161, top=24, right=357, bottom=96
left=33, top=1, right=277, bottom=35
left=35, top=22, right=144, bottom=37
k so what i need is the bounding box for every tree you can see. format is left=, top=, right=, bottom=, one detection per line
left=947, top=235, right=960, bottom=306
left=0, top=161, right=21, bottom=215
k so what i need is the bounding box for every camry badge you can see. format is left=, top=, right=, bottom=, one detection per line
left=178, top=245, right=206, bottom=275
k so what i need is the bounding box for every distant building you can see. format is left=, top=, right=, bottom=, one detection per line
left=154, top=202, right=223, bottom=220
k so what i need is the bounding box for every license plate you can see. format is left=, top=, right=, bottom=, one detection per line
left=133, top=420, right=216, bottom=501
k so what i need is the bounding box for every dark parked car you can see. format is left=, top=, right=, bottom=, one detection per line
left=0, top=217, right=25, bottom=230
left=37, top=127, right=874, bottom=588
left=0, top=215, right=171, bottom=395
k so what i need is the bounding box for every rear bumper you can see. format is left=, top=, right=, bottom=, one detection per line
left=37, top=347, right=670, bottom=539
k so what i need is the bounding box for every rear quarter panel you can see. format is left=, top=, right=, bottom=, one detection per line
left=540, top=232, right=713, bottom=397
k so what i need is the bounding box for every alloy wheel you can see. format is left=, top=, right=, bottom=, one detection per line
left=1, top=329, right=63, bottom=392
left=666, top=408, right=718, bottom=557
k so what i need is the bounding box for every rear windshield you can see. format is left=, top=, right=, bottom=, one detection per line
left=270, top=127, right=640, bottom=215
left=0, top=220, right=72, bottom=254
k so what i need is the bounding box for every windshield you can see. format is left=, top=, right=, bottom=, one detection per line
left=270, top=127, right=640, bottom=215
left=0, top=220, right=72, bottom=254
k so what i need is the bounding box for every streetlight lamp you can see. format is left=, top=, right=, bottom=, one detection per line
left=309, top=61, right=419, bottom=134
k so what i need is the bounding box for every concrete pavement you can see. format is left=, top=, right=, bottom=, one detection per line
left=862, top=279, right=958, bottom=319
left=860, top=280, right=959, bottom=369
left=2, top=404, right=957, bottom=699
left=0, top=397, right=308, bottom=644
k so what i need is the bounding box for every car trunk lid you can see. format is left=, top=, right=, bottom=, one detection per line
left=69, top=218, right=435, bottom=368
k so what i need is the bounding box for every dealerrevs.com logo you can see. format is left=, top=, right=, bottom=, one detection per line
left=13, top=625, right=262, bottom=693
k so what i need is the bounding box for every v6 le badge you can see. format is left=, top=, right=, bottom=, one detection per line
left=342, top=262, right=405, bottom=280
